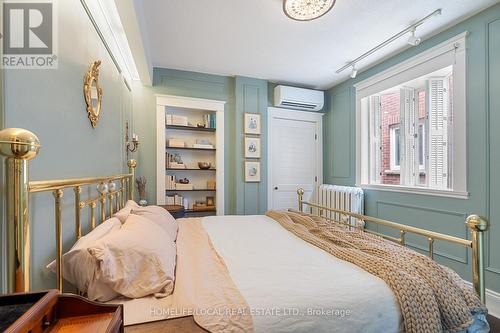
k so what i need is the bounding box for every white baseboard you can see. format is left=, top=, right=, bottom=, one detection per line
left=464, top=282, right=500, bottom=318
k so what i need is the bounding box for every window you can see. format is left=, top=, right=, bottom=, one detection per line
left=356, top=33, right=467, bottom=198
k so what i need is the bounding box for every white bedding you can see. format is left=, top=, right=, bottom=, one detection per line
left=202, top=215, right=403, bottom=333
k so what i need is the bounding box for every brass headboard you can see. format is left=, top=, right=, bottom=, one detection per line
left=296, top=188, right=489, bottom=303
left=0, top=128, right=137, bottom=293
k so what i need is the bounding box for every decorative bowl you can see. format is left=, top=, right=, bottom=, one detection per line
left=198, top=162, right=211, bottom=170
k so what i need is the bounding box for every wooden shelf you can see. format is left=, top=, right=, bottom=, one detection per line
left=166, top=147, right=216, bottom=151
left=186, top=208, right=216, bottom=213
left=166, top=125, right=216, bottom=132
left=166, top=168, right=216, bottom=171
left=166, top=189, right=216, bottom=192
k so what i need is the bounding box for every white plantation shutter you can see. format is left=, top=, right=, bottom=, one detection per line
left=426, top=77, right=450, bottom=189
left=399, top=87, right=417, bottom=186
left=369, top=95, right=381, bottom=183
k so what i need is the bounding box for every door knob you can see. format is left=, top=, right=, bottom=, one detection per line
left=274, top=186, right=278, bottom=190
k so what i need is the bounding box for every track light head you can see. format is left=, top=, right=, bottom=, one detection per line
left=407, top=28, right=422, bottom=46
left=350, top=65, right=358, bottom=79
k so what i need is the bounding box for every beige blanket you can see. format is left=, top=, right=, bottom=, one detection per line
left=266, top=210, right=487, bottom=333
left=113, top=218, right=254, bottom=333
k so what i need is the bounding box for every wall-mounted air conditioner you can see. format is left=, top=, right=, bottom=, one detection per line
left=274, top=85, right=324, bottom=112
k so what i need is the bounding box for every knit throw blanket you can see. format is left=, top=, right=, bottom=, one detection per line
left=265, top=210, right=487, bottom=333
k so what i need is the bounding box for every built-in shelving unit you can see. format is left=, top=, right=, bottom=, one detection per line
left=157, top=95, right=225, bottom=217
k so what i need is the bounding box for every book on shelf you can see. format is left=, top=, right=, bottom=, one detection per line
left=166, top=175, right=176, bottom=190
left=166, top=194, right=184, bottom=206
left=193, top=144, right=214, bottom=149
left=168, top=138, right=185, bottom=148
left=166, top=114, right=188, bottom=126
left=175, top=183, right=194, bottom=190
left=203, top=114, right=216, bottom=129
left=166, top=153, right=186, bottom=169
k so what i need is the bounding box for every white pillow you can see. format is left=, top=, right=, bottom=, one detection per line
left=88, top=214, right=176, bottom=299
left=46, top=217, right=122, bottom=301
left=130, top=205, right=178, bottom=242
left=114, top=200, right=139, bottom=223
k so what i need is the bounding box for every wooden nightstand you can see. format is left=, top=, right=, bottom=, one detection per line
left=1, top=290, right=123, bottom=333
left=160, top=205, right=186, bottom=219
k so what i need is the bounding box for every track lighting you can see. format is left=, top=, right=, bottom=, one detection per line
left=336, top=9, right=442, bottom=77
left=350, top=65, right=358, bottom=79
left=407, top=28, right=422, bottom=46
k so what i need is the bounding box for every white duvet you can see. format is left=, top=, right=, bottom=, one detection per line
left=202, top=215, right=403, bottom=333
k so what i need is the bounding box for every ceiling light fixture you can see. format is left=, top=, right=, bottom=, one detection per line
left=407, top=28, right=422, bottom=46
left=336, top=9, right=442, bottom=77
left=283, top=0, right=336, bottom=21
left=350, top=64, right=358, bottom=79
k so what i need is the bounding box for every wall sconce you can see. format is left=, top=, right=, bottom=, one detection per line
left=125, top=120, right=139, bottom=160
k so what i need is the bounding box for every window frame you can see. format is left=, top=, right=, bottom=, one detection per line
left=355, top=32, right=468, bottom=199
left=389, top=125, right=401, bottom=171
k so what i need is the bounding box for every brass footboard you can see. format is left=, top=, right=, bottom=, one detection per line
left=296, top=188, right=489, bottom=303
left=0, top=128, right=137, bottom=293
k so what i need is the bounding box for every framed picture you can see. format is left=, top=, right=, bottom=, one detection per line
left=244, top=137, right=261, bottom=158
left=244, top=161, right=261, bottom=182
left=244, top=113, right=261, bottom=135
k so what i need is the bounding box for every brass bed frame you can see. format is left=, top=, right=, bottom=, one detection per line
left=296, top=189, right=489, bottom=303
left=0, top=128, right=137, bottom=293
left=0, top=128, right=489, bottom=306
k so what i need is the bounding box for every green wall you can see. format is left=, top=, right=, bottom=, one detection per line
left=132, top=69, right=269, bottom=214
left=0, top=0, right=133, bottom=291
left=325, top=3, right=500, bottom=293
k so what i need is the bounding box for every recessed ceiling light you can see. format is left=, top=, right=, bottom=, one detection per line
left=283, top=0, right=336, bottom=21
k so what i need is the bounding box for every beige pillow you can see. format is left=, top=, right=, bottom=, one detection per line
left=114, top=200, right=139, bottom=223
left=130, top=205, right=178, bottom=242
left=88, top=214, right=176, bottom=299
left=46, top=217, right=121, bottom=301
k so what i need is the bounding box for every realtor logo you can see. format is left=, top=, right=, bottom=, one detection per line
left=1, top=0, right=58, bottom=69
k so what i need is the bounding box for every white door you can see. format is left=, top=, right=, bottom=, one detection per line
left=268, top=107, right=323, bottom=211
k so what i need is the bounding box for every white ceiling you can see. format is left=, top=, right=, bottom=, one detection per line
left=133, top=0, right=499, bottom=89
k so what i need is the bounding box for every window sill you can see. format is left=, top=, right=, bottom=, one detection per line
left=357, top=184, right=469, bottom=199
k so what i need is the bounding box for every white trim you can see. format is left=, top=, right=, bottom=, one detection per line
left=354, top=32, right=468, bottom=92
left=81, top=0, right=140, bottom=83
left=358, top=183, right=469, bottom=199
left=156, top=95, right=225, bottom=215
left=463, top=281, right=500, bottom=318
left=267, top=107, right=324, bottom=210
left=114, top=0, right=152, bottom=85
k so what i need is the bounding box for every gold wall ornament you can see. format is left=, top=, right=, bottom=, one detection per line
left=83, top=60, right=103, bottom=128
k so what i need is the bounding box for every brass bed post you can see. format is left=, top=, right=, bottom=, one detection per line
left=53, top=189, right=64, bottom=291
left=74, top=186, right=82, bottom=239
left=297, top=188, right=304, bottom=212
left=128, top=159, right=137, bottom=201
left=0, top=128, right=40, bottom=293
left=466, top=215, right=489, bottom=303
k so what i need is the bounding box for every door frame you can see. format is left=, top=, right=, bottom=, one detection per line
left=267, top=107, right=324, bottom=210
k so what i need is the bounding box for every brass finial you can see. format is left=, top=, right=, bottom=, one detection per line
left=127, top=159, right=137, bottom=168
left=466, top=215, right=489, bottom=232
left=0, top=128, right=40, bottom=159
left=297, top=188, right=305, bottom=196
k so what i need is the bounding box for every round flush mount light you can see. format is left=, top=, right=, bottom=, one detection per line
left=283, top=0, right=336, bottom=21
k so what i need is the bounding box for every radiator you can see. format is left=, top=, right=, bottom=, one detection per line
left=313, top=185, right=364, bottom=226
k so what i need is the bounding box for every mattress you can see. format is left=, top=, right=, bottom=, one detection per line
left=202, top=215, right=402, bottom=333
left=116, top=214, right=489, bottom=332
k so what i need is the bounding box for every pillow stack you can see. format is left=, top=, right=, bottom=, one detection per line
left=47, top=201, right=179, bottom=301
